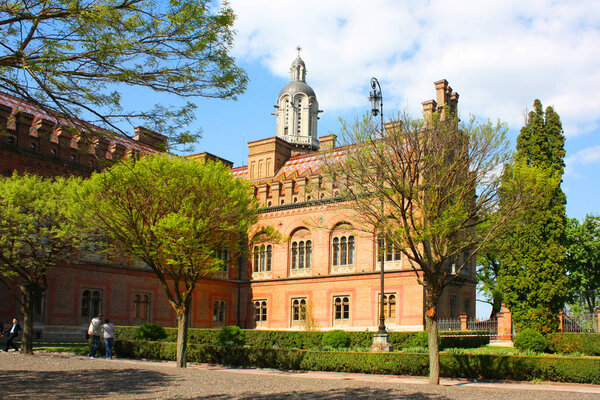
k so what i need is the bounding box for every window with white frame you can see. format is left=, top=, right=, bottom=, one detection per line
left=333, top=296, right=350, bottom=323
left=377, top=293, right=396, bottom=322
left=252, top=244, right=272, bottom=274
left=291, top=298, right=307, bottom=323
left=290, top=228, right=312, bottom=275
left=331, top=224, right=356, bottom=273
left=377, top=236, right=402, bottom=270
left=254, top=300, right=267, bottom=324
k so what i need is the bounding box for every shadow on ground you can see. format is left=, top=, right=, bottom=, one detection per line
left=179, top=388, right=451, bottom=400
left=0, top=367, right=177, bottom=399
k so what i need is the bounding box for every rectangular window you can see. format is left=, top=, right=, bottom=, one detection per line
left=291, top=298, right=307, bottom=322
left=449, top=295, right=458, bottom=319
left=254, top=300, right=267, bottom=323
left=133, top=293, right=151, bottom=322
left=333, top=296, right=350, bottom=321
left=81, top=289, right=103, bottom=317
left=213, top=300, right=227, bottom=324
left=377, top=293, right=397, bottom=321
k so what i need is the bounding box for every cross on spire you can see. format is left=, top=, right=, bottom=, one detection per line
left=296, top=46, right=302, bottom=57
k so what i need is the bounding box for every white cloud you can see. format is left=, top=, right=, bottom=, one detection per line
left=565, top=145, right=600, bottom=177
left=227, top=0, right=600, bottom=137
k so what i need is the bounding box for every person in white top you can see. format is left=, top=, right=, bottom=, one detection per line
left=101, top=319, right=115, bottom=360
left=87, top=313, right=103, bottom=358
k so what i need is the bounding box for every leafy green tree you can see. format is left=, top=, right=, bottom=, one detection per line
left=0, top=0, right=247, bottom=147
left=565, top=215, right=600, bottom=313
left=328, top=111, right=549, bottom=384
left=476, top=248, right=504, bottom=319
left=76, top=155, right=258, bottom=367
left=0, top=174, right=83, bottom=354
left=499, top=99, right=568, bottom=333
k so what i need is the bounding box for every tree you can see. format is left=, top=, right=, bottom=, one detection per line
left=499, top=100, right=568, bottom=333
left=0, top=173, right=83, bottom=354
left=476, top=247, right=504, bottom=320
left=565, top=215, right=600, bottom=314
left=0, top=0, right=247, bottom=147
left=328, top=110, right=548, bottom=384
left=76, top=155, right=258, bottom=367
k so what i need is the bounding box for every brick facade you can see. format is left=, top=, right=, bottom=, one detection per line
left=0, top=77, right=476, bottom=338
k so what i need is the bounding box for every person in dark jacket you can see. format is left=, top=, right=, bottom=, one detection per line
left=3, top=318, right=22, bottom=352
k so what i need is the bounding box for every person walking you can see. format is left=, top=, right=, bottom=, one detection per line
left=101, top=318, right=115, bottom=360
left=3, top=318, right=22, bottom=352
left=87, top=313, right=103, bottom=358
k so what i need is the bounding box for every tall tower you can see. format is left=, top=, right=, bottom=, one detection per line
left=274, top=52, right=321, bottom=150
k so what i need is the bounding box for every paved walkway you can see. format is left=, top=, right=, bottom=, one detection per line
left=0, top=350, right=598, bottom=399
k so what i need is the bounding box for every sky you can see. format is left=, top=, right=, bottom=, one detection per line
left=130, top=1, right=600, bottom=318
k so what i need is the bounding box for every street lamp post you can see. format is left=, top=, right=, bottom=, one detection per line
left=369, top=77, right=392, bottom=352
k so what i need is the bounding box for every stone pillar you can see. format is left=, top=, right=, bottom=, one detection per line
left=497, top=303, right=513, bottom=341
left=271, top=181, right=282, bottom=205
left=559, top=311, right=564, bottom=332
left=15, top=111, right=34, bottom=147
left=257, top=183, right=268, bottom=206
left=597, top=308, right=600, bottom=333
left=283, top=179, right=294, bottom=204
left=296, top=177, right=308, bottom=201
left=459, top=313, right=468, bottom=331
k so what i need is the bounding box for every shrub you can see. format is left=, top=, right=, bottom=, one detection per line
left=321, top=330, right=350, bottom=349
left=217, top=325, right=246, bottom=347
left=514, top=328, right=547, bottom=353
left=440, top=330, right=490, bottom=349
left=115, top=340, right=600, bottom=384
left=134, top=323, right=167, bottom=341
left=547, top=333, right=600, bottom=356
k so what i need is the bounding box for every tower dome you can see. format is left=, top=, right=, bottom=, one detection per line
left=274, top=55, right=320, bottom=150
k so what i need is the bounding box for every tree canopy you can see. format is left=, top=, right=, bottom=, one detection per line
left=499, top=99, right=568, bottom=333
left=566, top=214, right=600, bottom=314
left=328, top=110, right=550, bottom=384
left=0, top=0, right=247, bottom=147
left=76, top=154, right=258, bottom=367
left=0, top=173, right=83, bottom=354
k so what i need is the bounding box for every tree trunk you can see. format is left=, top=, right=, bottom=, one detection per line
left=176, top=306, right=189, bottom=368
left=20, top=285, right=35, bottom=355
left=425, top=303, right=440, bottom=385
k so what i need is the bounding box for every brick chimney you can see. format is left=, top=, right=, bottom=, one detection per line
left=134, top=126, right=167, bottom=151
left=318, top=134, right=337, bottom=151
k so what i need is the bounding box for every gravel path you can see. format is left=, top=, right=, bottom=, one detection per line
left=0, top=351, right=599, bottom=399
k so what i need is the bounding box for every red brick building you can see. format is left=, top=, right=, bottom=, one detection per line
left=0, top=57, right=475, bottom=339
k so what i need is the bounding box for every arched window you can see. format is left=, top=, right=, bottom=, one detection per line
left=292, top=298, right=307, bottom=322
left=332, top=238, right=339, bottom=266
left=296, top=98, right=302, bottom=134
left=334, top=296, right=350, bottom=321
left=253, top=244, right=272, bottom=273
left=266, top=245, right=272, bottom=272
left=377, top=236, right=402, bottom=264
left=331, top=224, right=355, bottom=268
left=254, top=300, right=267, bottom=323
left=91, top=290, right=102, bottom=317
left=133, top=294, right=140, bottom=318
left=290, top=229, right=312, bottom=273
left=380, top=293, right=396, bottom=320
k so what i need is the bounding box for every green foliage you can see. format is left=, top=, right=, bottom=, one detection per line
left=514, top=328, right=547, bottom=353
left=440, top=331, right=490, bottom=349
left=321, top=330, right=350, bottom=349
left=77, top=155, right=258, bottom=367
left=0, top=174, right=85, bottom=353
left=565, top=215, right=600, bottom=313
left=0, top=0, right=248, bottom=148
left=547, top=333, right=600, bottom=356
left=135, top=323, right=167, bottom=341
left=217, top=326, right=246, bottom=347
left=499, top=100, right=568, bottom=333
left=115, top=340, right=600, bottom=384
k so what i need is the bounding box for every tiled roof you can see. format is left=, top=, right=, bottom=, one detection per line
left=233, top=145, right=351, bottom=184
left=0, top=91, right=158, bottom=156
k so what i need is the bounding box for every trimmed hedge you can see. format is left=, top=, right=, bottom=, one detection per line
left=114, top=340, right=600, bottom=384
left=114, top=327, right=489, bottom=350
left=547, top=333, right=600, bottom=356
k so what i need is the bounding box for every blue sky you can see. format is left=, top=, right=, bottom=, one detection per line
left=127, top=1, right=600, bottom=318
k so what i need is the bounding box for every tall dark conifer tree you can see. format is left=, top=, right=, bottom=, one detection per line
left=499, top=100, right=568, bottom=333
